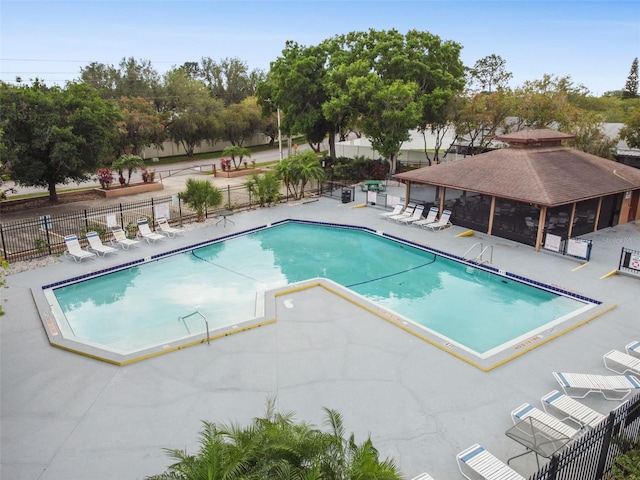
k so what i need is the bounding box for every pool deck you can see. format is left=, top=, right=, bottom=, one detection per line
left=3, top=188, right=640, bottom=480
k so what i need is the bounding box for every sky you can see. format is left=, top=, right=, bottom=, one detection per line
left=1, top=0, right=639, bottom=96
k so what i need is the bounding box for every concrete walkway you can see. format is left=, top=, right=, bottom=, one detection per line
left=2, top=188, right=640, bottom=480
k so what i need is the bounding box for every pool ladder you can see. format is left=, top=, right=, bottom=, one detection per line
left=463, top=242, right=493, bottom=265
left=178, top=311, right=210, bottom=345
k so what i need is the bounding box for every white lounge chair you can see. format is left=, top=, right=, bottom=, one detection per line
left=424, top=210, right=452, bottom=232
left=387, top=203, right=416, bottom=222
left=379, top=204, right=404, bottom=218
left=552, top=372, right=640, bottom=400
left=85, top=231, right=118, bottom=257
left=603, top=349, right=640, bottom=376
left=396, top=204, right=425, bottom=224
left=156, top=216, right=185, bottom=237
left=541, top=390, right=606, bottom=430
left=63, top=234, right=96, bottom=263
left=136, top=218, right=165, bottom=244
left=511, top=403, right=581, bottom=439
left=626, top=341, right=640, bottom=359
left=413, top=207, right=439, bottom=227
left=409, top=473, right=434, bottom=480
left=110, top=226, right=140, bottom=249
left=456, top=444, right=525, bottom=480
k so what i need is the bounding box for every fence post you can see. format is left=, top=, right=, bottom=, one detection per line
left=546, top=454, right=559, bottom=480
left=84, top=209, right=89, bottom=231
left=151, top=197, right=155, bottom=224
left=44, top=218, right=53, bottom=255
left=227, top=185, right=231, bottom=209
left=0, top=225, right=7, bottom=260
left=595, top=411, right=616, bottom=479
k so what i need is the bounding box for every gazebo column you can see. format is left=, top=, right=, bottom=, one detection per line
left=568, top=203, right=577, bottom=238
left=404, top=182, right=411, bottom=207
left=487, top=196, right=496, bottom=235
left=594, top=197, right=603, bottom=232
left=535, top=206, right=547, bottom=251
left=439, top=187, right=446, bottom=214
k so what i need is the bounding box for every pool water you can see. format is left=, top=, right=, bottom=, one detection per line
left=50, top=222, right=593, bottom=356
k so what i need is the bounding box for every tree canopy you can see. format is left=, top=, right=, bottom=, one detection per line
left=623, top=57, right=639, bottom=99
left=164, top=70, right=224, bottom=157
left=0, top=81, right=120, bottom=201
left=260, top=29, right=465, bottom=172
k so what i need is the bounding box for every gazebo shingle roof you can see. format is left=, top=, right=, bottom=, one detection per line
left=394, top=140, right=640, bottom=207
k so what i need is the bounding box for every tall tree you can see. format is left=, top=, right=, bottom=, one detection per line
left=115, top=57, right=161, bottom=99
left=79, top=61, right=119, bottom=99
left=221, top=96, right=262, bottom=147
left=351, top=76, right=421, bottom=173
left=451, top=89, right=512, bottom=156
left=199, top=57, right=265, bottom=105
left=258, top=41, right=337, bottom=157
left=468, top=54, right=513, bottom=93
left=623, top=57, right=639, bottom=99
left=79, top=57, right=160, bottom=101
left=116, top=96, right=168, bottom=156
left=164, top=70, right=224, bottom=157
left=0, top=81, right=119, bottom=202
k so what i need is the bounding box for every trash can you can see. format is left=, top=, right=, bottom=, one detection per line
left=342, top=189, right=351, bottom=203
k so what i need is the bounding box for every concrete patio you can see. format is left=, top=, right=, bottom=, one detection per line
left=2, top=188, right=640, bottom=479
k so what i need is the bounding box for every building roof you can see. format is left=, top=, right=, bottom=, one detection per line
left=394, top=130, right=640, bottom=207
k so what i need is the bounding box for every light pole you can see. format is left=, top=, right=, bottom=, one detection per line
left=276, top=107, right=283, bottom=162
left=266, top=99, right=284, bottom=162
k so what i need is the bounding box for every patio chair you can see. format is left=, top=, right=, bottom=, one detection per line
left=456, top=444, right=525, bottom=480
left=387, top=203, right=416, bottom=222
left=136, top=218, right=166, bottom=244
left=156, top=216, right=185, bottom=238
left=85, top=231, right=118, bottom=257
left=625, top=341, right=640, bottom=359
left=424, top=210, right=452, bottom=232
left=511, top=403, right=581, bottom=439
left=541, top=390, right=606, bottom=430
left=110, top=226, right=140, bottom=250
left=378, top=204, right=404, bottom=218
left=413, top=207, right=439, bottom=228
left=396, top=204, right=425, bottom=224
left=603, top=349, right=640, bottom=376
left=63, top=234, right=96, bottom=263
left=409, top=473, right=434, bottom=480
left=552, top=372, right=640, bottom=400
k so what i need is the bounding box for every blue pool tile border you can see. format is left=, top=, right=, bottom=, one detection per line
left=41, top=219, right=601, bottom=305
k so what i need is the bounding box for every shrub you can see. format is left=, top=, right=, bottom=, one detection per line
left=97, top=168, right=114, bottom=189
left=179, top=178, right=223, bottom=222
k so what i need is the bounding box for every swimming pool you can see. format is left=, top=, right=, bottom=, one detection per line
left=43, top=220, right=598, bottom=365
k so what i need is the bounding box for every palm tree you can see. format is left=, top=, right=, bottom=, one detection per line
left=147, top=400, right=402, bottom=480
left=319, top=408, right=400, bottom=480
left=294, top=151, right=325, bottom=199
left=222, top=145, right=252, bottom=170
left=245, top=172, right=281, bottom=207
left=272, top=157, right=299, bottom=199
left=178, top=178, right=223, bottom=222
left=146, top=422, right=249, bottom=480
left=112, top=154, right=145, bottom=185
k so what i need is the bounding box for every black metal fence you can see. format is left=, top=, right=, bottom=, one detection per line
left=0, top=181, right=352, bottom=263
left=530, top=392, right=640, bottom=480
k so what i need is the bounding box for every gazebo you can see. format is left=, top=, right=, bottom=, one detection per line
left=394, top=129, right=640, bottom=250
